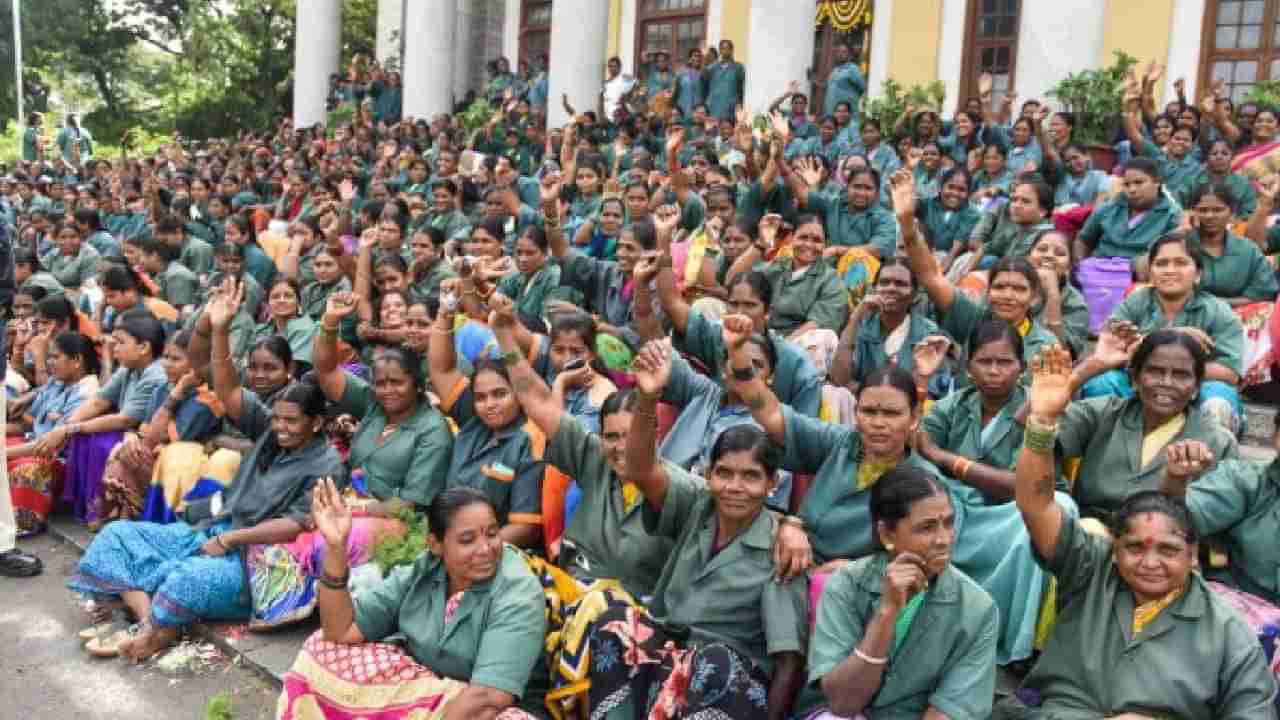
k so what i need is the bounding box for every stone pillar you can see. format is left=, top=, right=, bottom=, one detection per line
left=403, top=0, right=457, bottom=120
left=375, top=0, right=404, bottom=68
left=547, top=0, right=611, bottom=127
left=744, top=0, right=816, bottom=114
left=293, top=0, right=342, bottom=128
left=455, top=0, right=475, bottom=99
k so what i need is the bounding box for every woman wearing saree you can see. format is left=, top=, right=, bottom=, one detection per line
left=66, top=281, right=344, bottom=661
left=95, top=329, right=224, bottom=525
left=5, top=331, right=99, bottom=536
left=579, top=336, right=807, bottom=720
left=277, top=485, right=549, bottom=720
left=996, top=345, right=1276, bottom=720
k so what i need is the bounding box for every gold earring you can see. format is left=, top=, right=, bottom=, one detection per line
left=884, top=542, right=895, bottom=553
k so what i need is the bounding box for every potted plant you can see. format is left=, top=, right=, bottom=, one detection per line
left=1047, top=51, right=1138, bottom=172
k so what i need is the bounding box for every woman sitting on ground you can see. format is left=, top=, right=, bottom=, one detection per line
left=998, top=344, right=1277, bottom=719
left=277, top=485, right=551, bottom=719
left=242, top=277, right=320, bottom=370
left=96, top=329, right=225, bottom=525
left=795, top=465, right=998, bottom=720
left=33, top=309, right=168, bottom=527
left=578, top=337, right=806, bottom=720
left=65, top=283, right=344, bottom=662
left=5, top=331, right=99, bottom=537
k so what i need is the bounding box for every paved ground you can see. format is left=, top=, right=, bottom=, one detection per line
left=0, top=534, right=280, bottom=720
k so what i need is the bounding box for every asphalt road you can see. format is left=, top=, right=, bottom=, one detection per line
left=0, top=534, right=278, bottom=720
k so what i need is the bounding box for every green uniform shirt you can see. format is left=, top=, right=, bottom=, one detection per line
left=781, top=405, right=942, bottom=561
left=420, top=209, right=472, bottom=244
left=1110, top=287, right=1245, bottom=376
left=704, top=61, right=746, bottom=120
left=180, top=236, right=215, bottom=277
left=643, top=466, right=807, bottom=673
left=1077, top=193, right=1183, bottom=259
left=941, top=293, right=1058, bottom=368
left=852, top=310, right=948, bottom=386
left=1185, top=457, right=1280, bottom=604
left=675, top=309, right=823, bottom=417
left=799, top=554, right=998, bottom=719
left=244, top=316, right=320, bottom=367
left=97, top=359, right=168, bottom=422
left=1140, top=140, right=1203, bottom=202
left=158, top=260, right=199, bottom=308
left=44, top=245, right=99, bottom=291
left=408, top=260, right=458, bottom=306
left=20, top=271, right=64, bottom=298
left=924, top=385, right=1028, bottom=487
left=496, top=263, right=561, bottom=319
left=548, top=415, right=672, bottom=599
left=1057, top=395, right=1238, bottom=519
left=1033, top=283, right=1091, bottom=359
left=805, top=194, right=898, bottom=257
left=299, top=276, right=350, bottom=321
left=916, top=197, right=982, bottom=253
left=757, top=257, right=849, bottom=335
left=1189, top=231, right=1279, bottom=301
left=1010, top=513, right=1277, bottom=720
left=339, top=373, right=455, bottom=506
left=22, top=127, right=40, bottom=162
left=971, top=206, right=1054, bottom=262
left=353, top=545, right=550, bottom=717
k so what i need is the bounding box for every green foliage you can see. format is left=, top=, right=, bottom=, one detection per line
left=1243, top=81, right=1280, bottom=108
left=863, top=79, right=947, bottom=138
left=370, top=509, right=429, bottom=575
left=1046, top=51, right=1139, bottom=146
left=327, top=103, right=358, bottom=134
left=205, top=692, right=233, bottom=720
left=459, top=98, right=497, bottom=135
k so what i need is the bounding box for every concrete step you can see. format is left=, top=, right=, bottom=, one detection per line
left=48, top=518, right=296, bottom=688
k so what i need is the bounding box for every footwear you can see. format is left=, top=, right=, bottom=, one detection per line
left=85, top=626, right=138, bottom=658
left=0, top=548, right=42, bottom=577
left=79, top=623, right=117, bottom=642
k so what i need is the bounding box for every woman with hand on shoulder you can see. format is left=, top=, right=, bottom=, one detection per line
left=997, top=345, right=1276, bottom=720
left=581, top=337, right=807, bottom=720
left=277, top=485, right=550, bottom=719
left=1028, top=230, right=1091, bottom=359
left=795, top=465, right=998, bottom=720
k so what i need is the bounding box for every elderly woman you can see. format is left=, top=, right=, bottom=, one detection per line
left=997, top=344, right=1277, bottom=719
left=795, top=466, right=998, bottom=720
left=277, top=486, right=549, bottom=719
left=578, top=336, right=806, bottom=720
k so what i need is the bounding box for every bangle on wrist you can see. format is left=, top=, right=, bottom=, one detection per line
left=318, top=571, right=349, bottom=591
left=1024, top=417, right=1058, bottom=455
left=854, top=647, right=888, bottom=666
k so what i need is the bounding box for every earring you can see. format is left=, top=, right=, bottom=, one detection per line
left=884, top=542, right=895, bottom=553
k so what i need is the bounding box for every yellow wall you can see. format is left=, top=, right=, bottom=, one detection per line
left=607, top=0, right=622, bottom=61
left=1101, top=0, right=1174, bottom=102
left=721, top=0, right=751, bottom=65
left=886, top=0, right=943, bottom=88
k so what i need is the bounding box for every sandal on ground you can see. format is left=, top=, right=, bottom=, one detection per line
left=78, top=623, right=117, bottom=642
left=85, top=626, right=138, bottom=658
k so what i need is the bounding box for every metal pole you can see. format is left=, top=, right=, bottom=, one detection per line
left=13, top=0, right=23, bottom=157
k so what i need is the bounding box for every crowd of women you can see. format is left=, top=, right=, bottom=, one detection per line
left=4, top=45, right=1280, bottom=718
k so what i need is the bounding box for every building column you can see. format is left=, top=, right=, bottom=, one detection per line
left=744, top=0, right=816, bottom=113
left=503, top=0, right=521, bottom=68
left=293, top=0, right=342, bottom=128
left=455, top=0, right=475, bottom=99
left=548, top=0, right=611, bottom=127
left=375, top=0, right=404, bottom=67
left=403, top=0, right=457, bottom=119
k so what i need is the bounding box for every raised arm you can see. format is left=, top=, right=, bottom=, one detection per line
left=892, top=168, right=955, bottom=311
left=354, top=228, right=379, bottom=324
left=1245, top=175, right=1278, bottom=252
left=1014, top=345, right=1072, bottom=563
left=721, top=314, right=787, bottom=446
left=208, top=276, right=248, bottom=422
left=624, top=339, right=675, bottom=510
left=540, top=174, right=569, bottom=259
left=489, top=293, right=565, bottom=438
left=313, top=290, right=359, bottom=403
left=1158, top=439, right=1217, bottom=499
left=631, top=254, right=665, bottom=342
left=428, top=301, right=466, bottom=402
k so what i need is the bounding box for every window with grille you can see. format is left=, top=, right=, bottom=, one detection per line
left=961, top=0, right=1021, bottom=110
left=1201, top=0, right=1280, bottom=102
left=520, top=0, right=552, bottom=68
left=636, top=0, right=707, bottom=70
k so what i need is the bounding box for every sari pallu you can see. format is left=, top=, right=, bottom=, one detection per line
left=1231, top=140, right=1280, bottom=185
left=587, top=601, right=771, bottom=720
left=1241, top=299, right=1277, bottom=387
left=62, top=431, right=125, bottom=525
left=6, top=436, right=64, bottom=537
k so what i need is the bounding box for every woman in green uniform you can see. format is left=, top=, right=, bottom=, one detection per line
left=895, top=169, right=1059, bottom=368
left=1085, top=233, right=1246, bottom=434
left=754, top=214, right=849, bottom=340
left=790, top=164, right=898, bottom=259
left=1183, top=182, right=1279, bottom=390
left=1000, top=344, right=1277, bottom=720
left=278, top=486, right=550, bottom=719
left=428, top=303, right=546, bottom=551
left=965, top=176, right=1056, bottom=273
left=242, top=277, right=320, bottom=370
left=795, top=466, right=999, bottom=720
left=912, top=167, right=982, bottom=273
left=496, top=225, right=560, bottom=319
left=580, top=337, right=806, bottom=720
left=1028, top=230, right=1091, bottom=358
left=1057, top=325, right=1239, bottom=523
left=1076, top=157, right=1183, bottom=261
